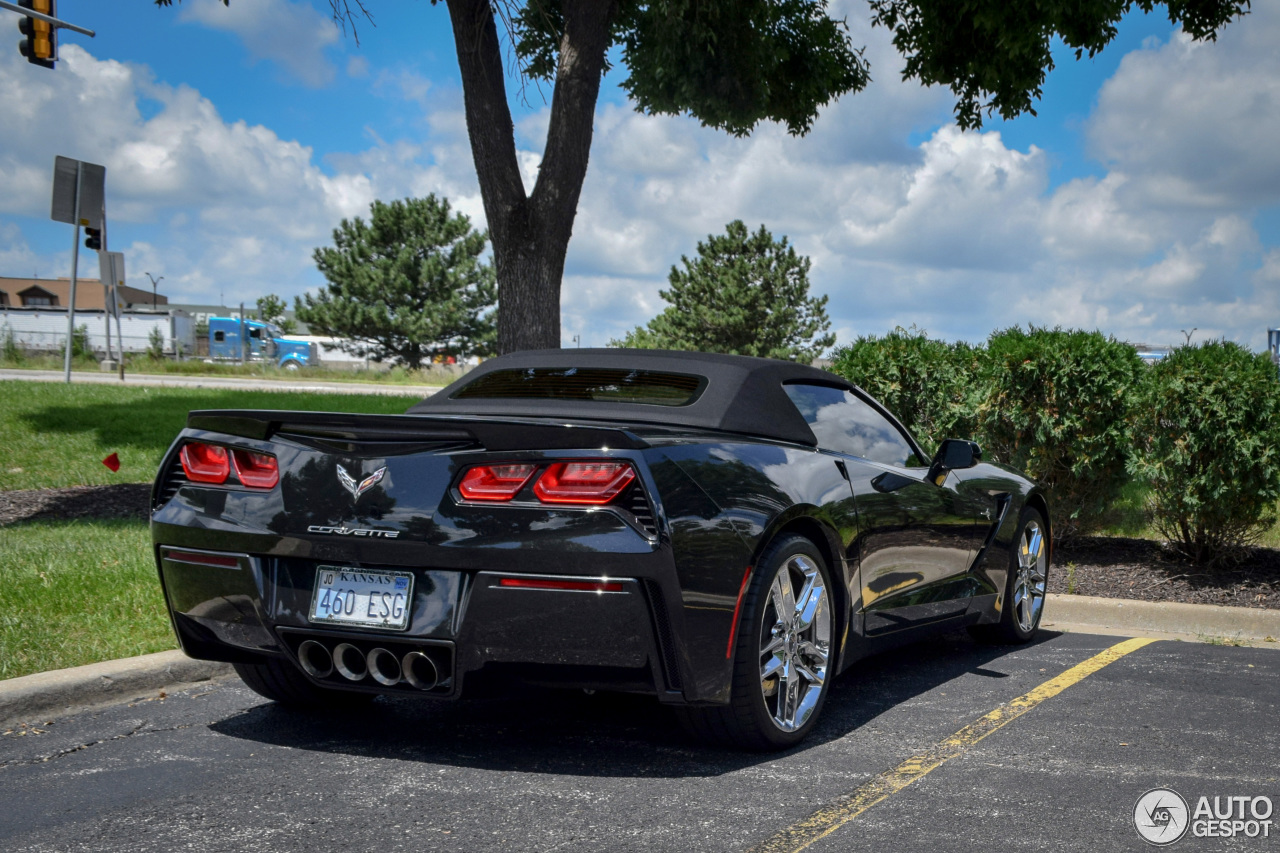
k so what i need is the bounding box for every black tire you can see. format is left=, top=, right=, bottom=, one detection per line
left=233, top=658, right=374, bottom=709
left=678, top=534, right=836, bottom=750
left=969, top=507, right=1049, bottom=644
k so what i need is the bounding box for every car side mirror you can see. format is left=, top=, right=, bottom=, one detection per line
left=927, top=439, right=982, bottom=485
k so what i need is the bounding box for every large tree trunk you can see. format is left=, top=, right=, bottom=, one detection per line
left=446, top=0, right=616, bottom=354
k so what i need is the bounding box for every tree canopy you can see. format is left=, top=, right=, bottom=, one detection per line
left=159, top=0, right=1250, bottom=353
left=868, top=0, right=1250, bottom=129
left=295, top=195, right=496, bottom=369
left=255, top=294, right=296, bottom=335
left=614, top=220, right=835, bottom=362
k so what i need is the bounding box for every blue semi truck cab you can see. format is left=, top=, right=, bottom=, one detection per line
left=208, top=317, right=315, bottom=369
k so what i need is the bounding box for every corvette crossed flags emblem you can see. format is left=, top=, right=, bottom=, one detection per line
left=336, top=464, right=387, bottom=500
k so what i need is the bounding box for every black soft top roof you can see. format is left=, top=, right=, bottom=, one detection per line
left=407, top=349, right=854, bottom=447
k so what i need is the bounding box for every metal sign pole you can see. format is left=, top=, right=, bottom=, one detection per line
left=62, top=161, right=82, bottom=382
left=114, top=277, right=124, bottom=381
left=102, top=274, right=114, bottom=364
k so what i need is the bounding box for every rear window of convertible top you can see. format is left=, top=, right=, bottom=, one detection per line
left=451, top=367, right=706, bottom=407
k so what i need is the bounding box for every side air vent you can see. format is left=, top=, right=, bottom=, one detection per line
left=643, top=579, right=682, bottom=691
left=625, top=484, right=659, bottom=538
left=155, top=454, right=188, bottom=509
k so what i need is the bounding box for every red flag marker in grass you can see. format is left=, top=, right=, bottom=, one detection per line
left=102, top=453, right=120, bottom=473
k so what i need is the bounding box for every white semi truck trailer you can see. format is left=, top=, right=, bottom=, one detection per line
left=0, top=307, right=195, bottom=357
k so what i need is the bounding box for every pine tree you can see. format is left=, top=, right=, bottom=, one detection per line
left=296, top=196, right=496, bottom=368
left=614, top=221, right=835, bottom=363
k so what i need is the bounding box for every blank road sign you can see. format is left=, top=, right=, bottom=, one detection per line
left=51, top=155, right=105, bottom=228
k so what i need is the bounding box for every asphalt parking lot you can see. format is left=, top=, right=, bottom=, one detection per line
left=1, top=630, right=1276, bottom=852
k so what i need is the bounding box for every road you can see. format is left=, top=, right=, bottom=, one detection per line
left=1, top=630, right=1276, bottom=852
left=0, top=368, right=438, bottom=397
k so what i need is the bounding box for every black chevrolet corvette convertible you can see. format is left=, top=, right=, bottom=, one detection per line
left=151, top=349, right=1050, bottom=749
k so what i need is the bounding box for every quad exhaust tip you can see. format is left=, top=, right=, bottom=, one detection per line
left=367, top=647, right=402, bottom=687
left=401, top=650, right=438, bottom=691
left=298, top=640, right=334, bottom=679
left=297, top=640, right=440, bottom=691
left=333, top=643, right=368, bottom=681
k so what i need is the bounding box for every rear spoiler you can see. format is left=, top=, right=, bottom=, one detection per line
left=185, top=410, right=650, bottom=452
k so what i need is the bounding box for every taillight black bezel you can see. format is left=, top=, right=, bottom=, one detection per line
left=449, top=458, right=659, bottom=540
left=451, top=459, right=636, bottom=507
left=176, top=440, right=280, bottom=491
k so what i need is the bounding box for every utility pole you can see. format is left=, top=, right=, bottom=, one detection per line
left=145, top=271, right=163, bottom=309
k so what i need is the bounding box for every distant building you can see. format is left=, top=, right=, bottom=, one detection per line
left=0, top=275, right=166, bottom=311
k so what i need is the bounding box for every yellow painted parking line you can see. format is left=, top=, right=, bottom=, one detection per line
left=750, top=637, right=1158, bottom=853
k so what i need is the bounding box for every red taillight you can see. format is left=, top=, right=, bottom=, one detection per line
left=498, top=577, right=624, bottom=593
left=533, top=461, right=635, bottom=504
left=180, top=442, right=230, bottom=484
left=458, top=463, right=537, bottom=501
left=232, top=449, right=279, bottom=489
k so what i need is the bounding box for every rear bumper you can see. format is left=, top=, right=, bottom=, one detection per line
left=155, top=543, right=685, bottom=701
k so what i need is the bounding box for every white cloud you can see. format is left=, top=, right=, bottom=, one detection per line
left=179, top=0, right=339, bottom=88
left=373, top=68, right=432, bottom=107
left=556, top=4, right=1280, bottom=350
left=0, top=44, right=481, bottom=307
left=0, top=224, right=40, bottom=279
left=346, top=55, right=370, bottom=78
left=1088, top=5, right=1280, bottom=211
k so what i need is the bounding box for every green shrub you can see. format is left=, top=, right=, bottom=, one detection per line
left=70, top=324, right=93, bottom=361
left=147, top=326, right=166, bottom=361
left=975, top=326, right=1144, bottom=540
left=1129, top=341, right=1280, bottom=564
left=829, top=326, right=978, bottom=454
left=1, top=323, right=22, bottom=364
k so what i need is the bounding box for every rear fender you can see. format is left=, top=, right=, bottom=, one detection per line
left=750, top=512, right=853, bottom=673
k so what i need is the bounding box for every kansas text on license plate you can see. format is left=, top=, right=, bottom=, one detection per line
left=309, top=568, right=414, bottom=631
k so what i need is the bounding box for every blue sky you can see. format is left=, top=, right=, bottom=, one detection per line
left=2, top=0, right=1277, bottom=351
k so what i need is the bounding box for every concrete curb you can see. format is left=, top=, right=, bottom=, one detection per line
left=0, top=651, right=231, bottom=727
left=1045, top=593, right=1280, bottom=645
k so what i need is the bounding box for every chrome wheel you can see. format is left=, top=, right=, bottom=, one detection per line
left=759, top=553, right=832, bottom=733
left=1013, top=519, right=1048, bottom=633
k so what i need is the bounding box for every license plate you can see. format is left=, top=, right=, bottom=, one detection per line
left=309, top=567, right=414, bottom=631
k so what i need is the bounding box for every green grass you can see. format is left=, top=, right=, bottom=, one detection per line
left=0, top=381, right=419, bottom=490
left=0, top=519, right=173, bottom=680
left=2, top=353, right=456, bottom=386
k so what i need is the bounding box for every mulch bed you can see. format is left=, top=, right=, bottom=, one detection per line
left=3, top=485, right=1279, bottom=611
left=1053, top=535, right=1280, bottom=610
left=0, top=484, right=151, bottom=527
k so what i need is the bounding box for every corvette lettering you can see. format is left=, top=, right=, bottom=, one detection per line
left=307, top=525, right=400, bottom=538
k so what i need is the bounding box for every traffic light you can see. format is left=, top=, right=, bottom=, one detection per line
left=17, top=0, right=56, bottom=69
left=84, top=226, right=102, bottom=251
